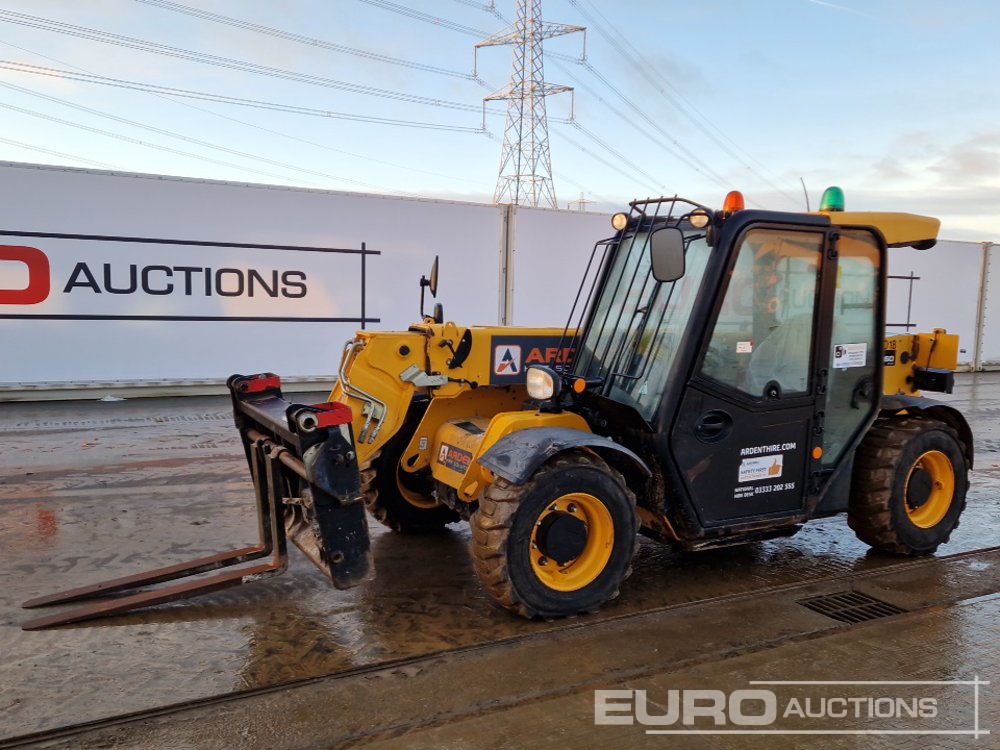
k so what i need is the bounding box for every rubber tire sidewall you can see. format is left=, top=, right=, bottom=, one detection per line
left=887, top=425, right=967, bottom=552
left=505, top=463, right=636, bottom=618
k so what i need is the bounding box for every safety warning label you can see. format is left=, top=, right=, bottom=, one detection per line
left=833, top=342, right=868, bottom=369
left=738, top=453, right=784, bottom=483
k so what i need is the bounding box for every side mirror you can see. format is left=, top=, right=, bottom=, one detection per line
left=649, top=227, right=685, bottom=282
left=419, top=255, right=441, bottom=319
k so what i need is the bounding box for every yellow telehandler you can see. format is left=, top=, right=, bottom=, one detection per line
left=23, top=187, right=970, bottom=628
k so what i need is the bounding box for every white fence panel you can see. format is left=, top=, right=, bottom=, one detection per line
left=510, top=206, right=612, bottom=328
left=2, top=161, right=997, bottom=390
left=885, top=240, right=983, bottom=366
left=0, top=162, right=503, bottom=384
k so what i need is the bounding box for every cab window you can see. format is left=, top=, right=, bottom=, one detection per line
left=701, top=228, right=823, bottom=398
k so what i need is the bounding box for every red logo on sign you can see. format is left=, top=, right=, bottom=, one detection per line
left=0, top=246, right=50, bottom=305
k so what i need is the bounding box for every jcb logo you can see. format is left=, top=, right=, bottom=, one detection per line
left=0, top=246, right=50, bottom=305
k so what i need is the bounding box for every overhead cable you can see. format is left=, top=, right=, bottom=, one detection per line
left=571, top=0, right=799, bottom=206
left=0, top=60, right=488, bottom=132
left=134, top=0, right=476, bottom=79
left=0, top=9, right=497, bottom=113
left=0, top=136, right=121, bottom=170
left=0, top=80, right=414, bottom=194
left=0, top=38, right=484, bottom=187
left=355, top=0, right=487, bottom=36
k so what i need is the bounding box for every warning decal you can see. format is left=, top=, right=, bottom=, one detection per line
left=833, top=342, right=868, bottom=369
left=438, top=443, right=473, bottom=474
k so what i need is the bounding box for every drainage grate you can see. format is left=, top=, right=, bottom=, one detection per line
left=797, top=591, right=907, bottom=624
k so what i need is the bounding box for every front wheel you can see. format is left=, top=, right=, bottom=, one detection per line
left=849, top=416, right=969, bottom=555
left=361, top=410, right=459, bottom=533
left=470, top=453, right=638, bottom=619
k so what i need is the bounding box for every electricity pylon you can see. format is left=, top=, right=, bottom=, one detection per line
left=476, top=0, right=584, bottom=208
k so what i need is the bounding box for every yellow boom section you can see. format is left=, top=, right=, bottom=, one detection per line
left=329, top=322, right=574, bottom=470
left=883, top=329, right=960, bottom=396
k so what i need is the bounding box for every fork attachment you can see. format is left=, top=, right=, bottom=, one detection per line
left=20, top=373, right=373, bottom=630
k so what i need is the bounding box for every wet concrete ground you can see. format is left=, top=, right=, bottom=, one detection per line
left=0, top=374, right=998, bottom=747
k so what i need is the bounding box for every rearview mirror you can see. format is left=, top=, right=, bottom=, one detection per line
left=649, top=227, right=685, bottom=282
left=429, top=256, right=439, bottom=298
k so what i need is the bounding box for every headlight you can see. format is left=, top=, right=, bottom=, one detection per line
left=526, top=366, right=560, bottom=401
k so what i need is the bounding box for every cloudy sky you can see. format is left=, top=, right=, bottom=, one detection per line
left=0, top=0, right=997, bottom=240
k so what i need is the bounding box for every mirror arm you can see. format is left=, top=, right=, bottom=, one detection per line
left=419, top=275, right=430, bottom=319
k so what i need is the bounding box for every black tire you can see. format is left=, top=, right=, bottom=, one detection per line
left=361, top=413, right=460, bottom=534
left=470, top=453, right=638, bottom=619
left=849, top=416, right=969, bottom=555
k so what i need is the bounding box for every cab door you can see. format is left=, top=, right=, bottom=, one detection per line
left=669, top=224, right=835, bottom=528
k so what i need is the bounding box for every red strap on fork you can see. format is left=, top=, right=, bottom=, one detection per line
left=310, top=402, right=353, bottom=428
left=243, top=375, right=281, bottom=394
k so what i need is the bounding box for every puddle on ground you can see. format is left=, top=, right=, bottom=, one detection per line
left=1, top=378, right=999, bottom=738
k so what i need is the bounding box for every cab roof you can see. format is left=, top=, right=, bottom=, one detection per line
left=813, top=211, right=940, bottom=249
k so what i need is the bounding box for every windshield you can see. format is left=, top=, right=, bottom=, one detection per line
left=572, top=228, right=712, bottom=422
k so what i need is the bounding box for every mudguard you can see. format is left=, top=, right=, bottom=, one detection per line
left=880, top=394, right=974, bottom=467
left=478, top=426, right=651, bottom=485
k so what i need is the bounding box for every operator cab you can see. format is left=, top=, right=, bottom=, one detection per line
left=552, top=191, right=891, bottom=535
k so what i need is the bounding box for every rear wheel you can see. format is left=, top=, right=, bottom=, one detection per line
left=470, top=453, right=638, bottom=618
left=361, top=412, right=459, bottom=533
left=849, top=416, right=968, bottom=555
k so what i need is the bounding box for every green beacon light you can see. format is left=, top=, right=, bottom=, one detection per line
left=819, top=186, right=845, bottom=212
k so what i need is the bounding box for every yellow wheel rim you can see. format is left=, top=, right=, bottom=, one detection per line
left=529, top=492, right=615, bottom=592
left=396, top=466, right=441, bottom=510
left=903, top=450, right=955, bottom=529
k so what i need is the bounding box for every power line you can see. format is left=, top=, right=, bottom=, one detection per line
left=451, top=0, right=501, bottom=17
left=0, top=60, right=488, bottom=132
left=569, top=122, right=670, bottom=194
left=570, top=0, right=799, bottom=207
left=0, top=37, right=486, bottom=188
left=134, top=0, right=476, bottom=80
left=0, top=9, right=492, bottom=114
left=473, top=3, right=732, bottom=199
left=548, top=58, right=727, bottom=186
left=550, top=168, right=613, bottom=206
left=356, top=0, right=488, bottom=36
left=0, top=80, right=414, bottom=194
left=0, top=136, right=121, bottom=170
left=0, top=99, right=330, bottom=186
left=338, top=0, right=705, bottom=200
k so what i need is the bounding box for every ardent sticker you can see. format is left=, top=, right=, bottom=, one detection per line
left=738, top=454, right=783, bottom=483
left=494, top=345, right=522, bottom=376
left=438, top=442, right=473, bottom=474
left=489, top=335, right=576, bottom=385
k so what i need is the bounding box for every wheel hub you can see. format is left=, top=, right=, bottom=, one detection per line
left=528, top=492, right=615, bottom=593
left=535, top=512, right=588, bottom=566
left=903, top=450, right=955, bottom=529
left=905, top=467, right=934, bottom=510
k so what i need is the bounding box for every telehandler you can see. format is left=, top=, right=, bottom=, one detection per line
left=23, top=187, right=971, bottom=628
